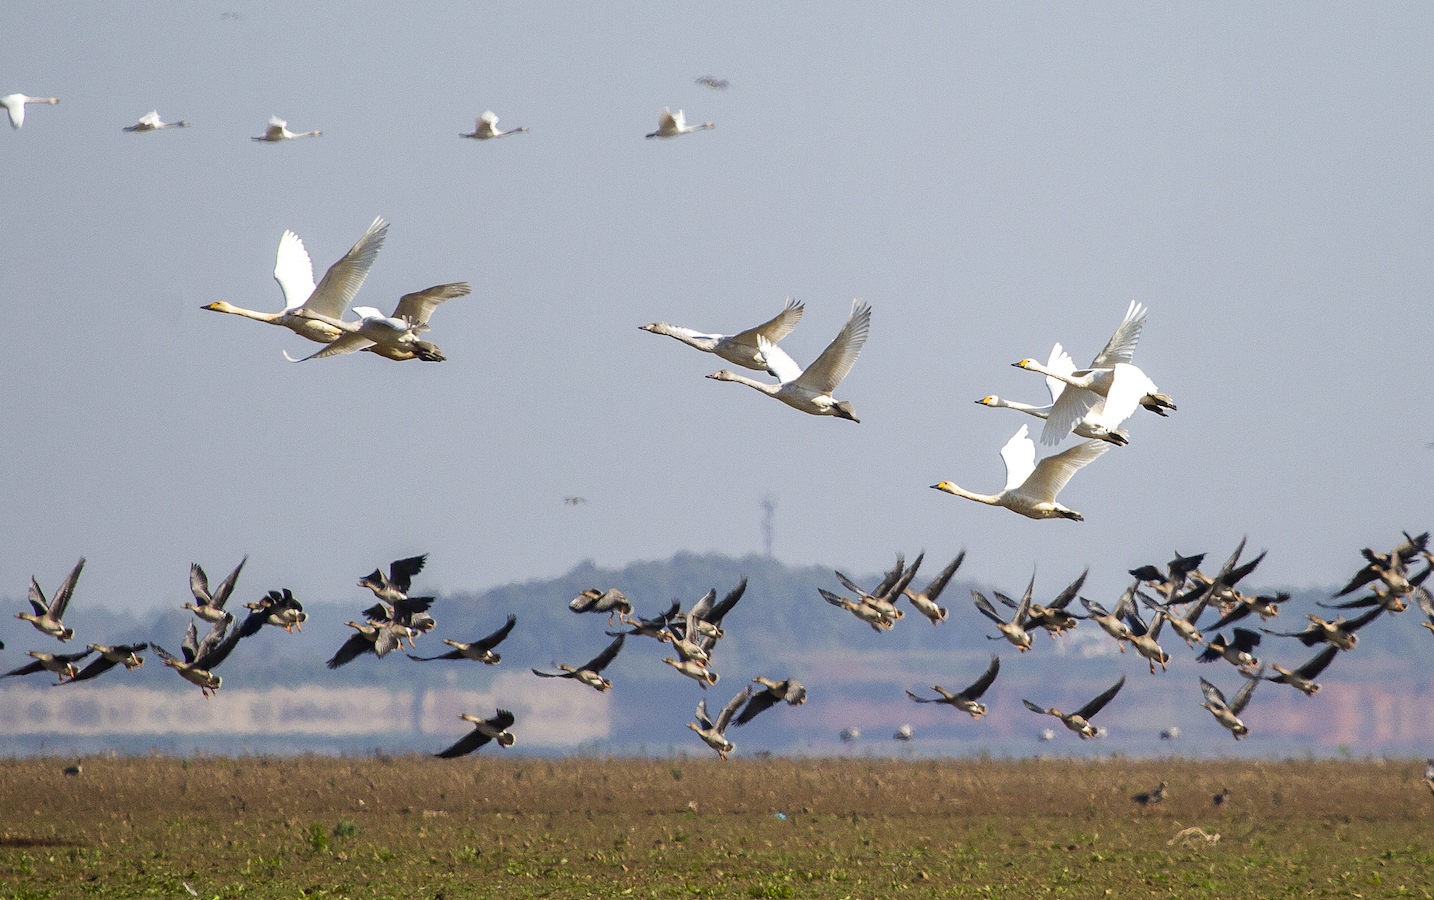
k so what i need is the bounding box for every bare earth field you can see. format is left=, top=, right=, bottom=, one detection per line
left=2, top=756, right=1432, bottom=900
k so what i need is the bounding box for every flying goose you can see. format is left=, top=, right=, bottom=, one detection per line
left=1022, top=675, right=1126, bottom=739
left=903, top=551, right=964, bottom=625
left=1013, top=301, right=1175, bottom=445
left=185, top=557, right=247, bottom=623
left=835, top=556, right=913, bottom=625
left=532, top=634, right=625, bottom=691
left=17, top=557, right=85, bottom=641
left=359, top=555, right=427, bottom=604
left=461, top=111, right=527, bottom=140
left=252, top=115, right=320, bottom=141
left=734, top=677, right=807, bottom=726
left=287, top=283, right=470, bottom=362
left=1262, top=608, right=1383, bottom=651
left=905, top=655, right=1000, bottom=719
left=2, top=649, right=95, bottom=683
left=1199, top=668, right=1263, bottom=739
left=1, top=93, right=58, bottom=129
left=1263, top=645, right=1339, bottom=696
left=202, top=217, right=387, bottom=345
left=820, top=587, right=892, bottom=632
left=706, top=300, right=870, bottom=422
left=408, top=614, right=516, bottom=664
left=609, top=599, right=681, bottom=642
left=1124, top=600, right=1170, bottom=673
left=1080, top=586, right=1136, bottom=651
left=977, top=344, right=1130, bottom=445
left=1319, top=562, right=1430, bottom=613
left=1000, top=569, right=1085, bottom=638
left=687, top=687, right=751, bottom=759
left=646, top=107, right=713, bottom=138
left=661, top=653, right=719, bottom=688
left=434, top=710, right=516, bottom=758
left=65, top=643, right=148, bottom=683
left=1333, top=533, right=1429, bottom=599
left=570, top=588, right=633, bottom=625
left=124, top=110, right=188, bottom=132
left=326, top=616, right=411, bottom=669
left=973, top=584, right=1034, bottom=651
left=1197, top=628, right=1263, bottom=673
left=931, top=424, right=1110, bottom=521
left=236, top=589, right=309, bottom=637
left=641, top=298, right=804, bottom=376
left=152, top=616, right=243, bottom=696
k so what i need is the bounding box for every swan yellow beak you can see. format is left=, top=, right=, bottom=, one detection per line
left=1013, top=359, right=1036, bottom=369
left=977, top=396, right=995, bottom=405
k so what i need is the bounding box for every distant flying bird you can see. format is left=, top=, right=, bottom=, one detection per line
left=706, top=299, right=871, bottom=422
left=569, top=588, right=633, bottom=624
left=433, top=709, right=516, bottom=758
left=123, top=110, right=188, bottom=132
left=734, top=677, right=807, bottom=726
left=976, top=343, right=1130, bottom=446
left=1, top=649, right=95, bottom=683
left=1199, top=668, right=1263, bottom=739
left=641, top=298, right=805, bottom=376
left=152, top=616, right=244, bottom=697
left=461, top=111, right=528, bottom=139
left=687, top=686, right=751, bottom=759
left=902, top=551, right=964, bottom=625
left=1263, top=608, right=1384, bottom=651
left=1013, top=301, right=1176, bottom=445
left=252, top=115, right=321, bottom=141
left=202, top=217, right=388, bottom=344
left=1022, top=675, right=1126, bottom=739
left=893, top=725, right=914, bottom=742
left=905, top=655, right=1000, bottom=719
left=645, top=107, right=713, bottom=138
left=185, top=557, right=247, bottom=623
left=408, top=614, right=516, bottom=664
left=326, top=616, right=411, bottom=669
left=972, top=585, right=1033, bottom=651
left=65, top=643, right=148, bottom=683
left=930, top=424, right=1110, bottom=521
left=1197, top=628, right=1262, bottom=673
left=1008, top=569, right=1085, bottom=638
left=287, top=283, right=470, bottom=362
left=1264, top=645, right=1339, bottom=696
left=1081, top=588, right=1136, bottom=651
left=564, top=496, right=587, bottom=506
left=532, top=634, right=625, bottom=691
left=359, top=554, right=428, bottom=604
left=236, top=589, right=308, bottom=637
left=17, top=557, right=85, bottom=641
left=1, top=93, right=58, bottom=129
left=694, top=75, right=729, bottom=89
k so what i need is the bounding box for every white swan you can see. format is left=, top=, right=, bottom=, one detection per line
left=124, top=111, right=189, bottom=132
left=1013, top=302, right=1175, bottom=445
left=978, top=344, right=1130, bottom=445
left=461, top=111, right=527, bottom=139
left=930, top=423, right=1110, bottom=521
left=1, top=94, right=58, bottom=130
left=705, top=300, right=870, bottom=422
left=641, top=298, right=804, bottom=376
left=202, top=217, right=387, bottom=344
left=646, top=107, right=712, bottom=139
left=287, top=282, right=470, bottom=362
left=252, top=116, right=321, bottom=141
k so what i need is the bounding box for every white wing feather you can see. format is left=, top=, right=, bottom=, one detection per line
left=792, top=299, right=870, bottom=394
left=300, top=217, right=388, bottom=320
left=1018, top=440, right=1110, bottom=502
left=756, top=335, right=803, bottom=383
left=273, top=231, right=317, bottom=311
left=1090, top=301, right=1146, bottom=368
left=999, top=424, right=1037, bottom=492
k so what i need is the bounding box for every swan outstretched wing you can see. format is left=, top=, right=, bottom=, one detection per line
left=731, top=298, right=805, bottom=346
left=657, top=108, right=679, bottom=132
left=1089, top=301, right=1146, bottom=369
left=756, top=335, right=803, bottom=383
left=291, top=332, right=375, bottom=361
left=1020, top=439, right=1109, bottom=502
left=391, top=282, right=470, bottom=331
left=1040, top=377, right=1100, bottom=445
left=274, top=231, right=317, bottom=311
left=1097, top=363, right=1156, bottom=427
left=793, top=299, right=870, bottom=394
left=998, top=425, right=1037, bottom=492
left=302, top=217, right=388, bottom=320
left=1043, top=343, right=1076, bottom=405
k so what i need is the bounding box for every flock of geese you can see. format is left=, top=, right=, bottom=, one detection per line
left=4, top=530, right=1431, bottom=759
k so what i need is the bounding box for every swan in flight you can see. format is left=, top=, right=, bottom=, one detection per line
left=978, top=344, right=1130, bottom=445
left=203, top=217, right=387, bottom=344
left=646, top=107, right=713, bottom=138
left=1013, top=302, right=1175, bottom=445
left=252, top=116, right=321, bottom=141
left=1, top=93, right=58, bottom=129
left=706, top=300, right=870, bottom=422
left=931, top=424, right=1110, bottom=521
left=124, top=111, right=189, bottom=132
left=641, top=298, right=804, bottom=376
left=287, top=282, right=470, bottom=362
left=461, top=111, right=527, bottom=139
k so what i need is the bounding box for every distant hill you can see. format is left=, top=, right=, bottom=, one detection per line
left=1, top=552, right=1431, bottom=759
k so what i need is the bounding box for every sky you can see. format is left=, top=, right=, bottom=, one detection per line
left=2, top=3, right=1432, bottom=615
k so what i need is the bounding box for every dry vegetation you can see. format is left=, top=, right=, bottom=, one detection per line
left=2, top=755, right=1432, bottom=899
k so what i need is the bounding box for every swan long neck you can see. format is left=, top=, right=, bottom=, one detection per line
left=933, top=482, right=1000, bottom=505
left=203, top=302, right=280, bottom=324
left=712, top=371, right=779, bottom=396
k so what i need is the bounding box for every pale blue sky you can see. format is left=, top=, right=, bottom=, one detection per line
left=2, top=3, right=1431, bottom=613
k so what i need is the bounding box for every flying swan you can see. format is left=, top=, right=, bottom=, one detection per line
left=641, top=298, right=804, bottom=377
left=930, top=423, right=1109, bottom=521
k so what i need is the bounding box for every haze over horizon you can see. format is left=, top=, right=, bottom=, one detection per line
left=2, top=3, right=1431, bottom=615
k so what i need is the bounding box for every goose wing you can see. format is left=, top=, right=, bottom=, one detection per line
left=391, top=283, right=470, bottom=332
left=210, top=557, right=247, bottom=608
left=729, top=298, right=805, bottom=347
left=1198, top=677, right=1228, bottom=709
left=1294, top=645, right=1339, bottom=680
left=195, top=627, right=244, bottom=671
left=999, top=425, right=1037, bottom=491
left=921, top=552, right=965, bottom=602
left=714, top=686, right=752, bottom=732
left=385, top=555, right=427, bottom=594
left=582, top=634, right=625, bottom=673
left=791, top=300, right=870, bottom=394
left=326, top=633, right=375, bottom=670
left=1089, top=301, right=1147, bottom=368
left=300, top=217, right=388, bottom=320
left=1074, top=675, right=1126, bottom=720
left=688, top=589, right=718, bottom=622
left=1050, top=569, right=1088, bottom=611
left=707, top=578, right=747, bottom=627
left=27, top=578, right=49, bottom=616
left=1016, top=440, right=1110, bottom=502
left=189, top=563, right=214, bottom=605
left=407, top=648, right=466, bottom=662
left=50, top=557, right=86, bottom=619
left=971, top=590, right=1008, bottom=626
left=66, top=655, right=120, bottom=683
left=434, top=728, right=492, bottom=758
left=1022, top=699, right=1054, bottom=717
left=733, top=688, right=779, bottom=726
left=693, top=697, right=714, bottom=730
left=961, top=655, right=1001, bottom=700
left=1229, top=667, right=1262, bottom=715
left=2, top=659, right=48, bottom=678
left=474, top=614, right=517, bottom=652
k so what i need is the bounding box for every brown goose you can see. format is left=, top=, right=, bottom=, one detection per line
left=1023, top=675, right=1126, bottom=739
left=434, top=710, right=516, bottom=758
left=2, top=649, right=96, bottom=683
left=905, top=655, right=1000, bottom=719
left=1199, top=667, right=1263, bottom=739
left=66, top=643, right=148, bottom=683
left=358, top=554, right=427, bottom=604
left=532, top=635, right=625, bottom=691
left=1264, top=645, right=1339, bottom=696
left=408, top=615, right=516, bottom=664
left=152, top=616, right=243, bottom=697
left=734, top=677, right=807, bottom=726
left=903, top=551, right=964, bottom=625
left=184, top=557, right=247, bottom=623
left=16, top=557, right=85, bottom=641
left=687, top=687, right=751, bottom=760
